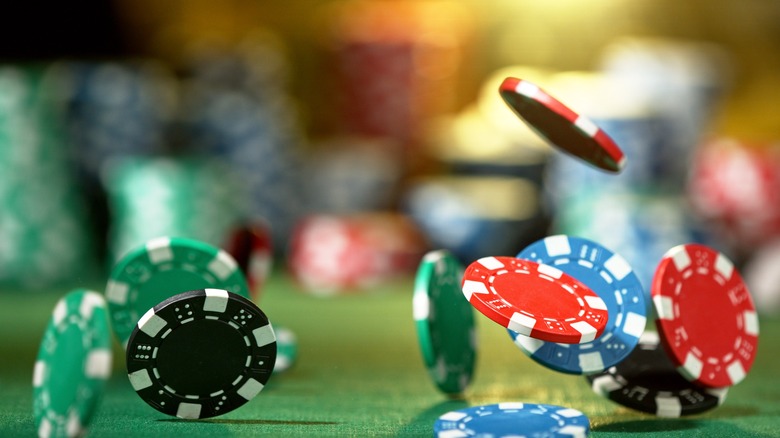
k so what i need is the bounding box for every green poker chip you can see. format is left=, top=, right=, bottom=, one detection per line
left=105, top=236, right=251, bottom=346
left=412, top=250, right=477, bottom=395
left=272, top=325, right=298, bottom=374
left=33, top=289, right=113, bottom=438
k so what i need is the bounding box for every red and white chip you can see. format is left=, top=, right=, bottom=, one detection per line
left=652, top=243, right=759, bottom=388
left=499, top=77, right=626, bottom=173
left=461, top=256, right=608, bottom=344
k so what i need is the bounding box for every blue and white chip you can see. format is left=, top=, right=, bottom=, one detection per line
left=433, top=402, right=590, bottom=438
left=509, top=235, right=647, bottom=374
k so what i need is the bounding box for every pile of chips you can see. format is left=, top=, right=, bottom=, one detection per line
left=416, top=236, right=758, bottom=436
left=413, top=76, right=760, bottom=437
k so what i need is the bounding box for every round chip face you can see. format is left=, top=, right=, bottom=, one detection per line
left=499, top=77, right=626, bottom=173
left=413, top=250, right=476, bottom=395
left=33, top=289, right=113, bottom=438
left=587, top=331, right=728, bottom=417
left=462, top=256, right=608, bottom=344
left=125, top=289, right=277, bottom=419
left=510, top=235, right=647, bottom=374
left=433, top=402, right=590, bottom=438
left=223, top=219, right=274, bottom=302
left=106, top=236, right=251, bottom=346
left=272, top=325, right=297, bottom=374
left=652, top=243, right=758, bottom=388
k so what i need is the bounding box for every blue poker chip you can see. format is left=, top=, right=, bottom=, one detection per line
left=509, top=235, right=647, bottom=374
left=433, top=402, right=590, bottom=438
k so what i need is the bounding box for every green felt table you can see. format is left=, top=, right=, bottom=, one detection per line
left=1, top=271, right=779, bottom=437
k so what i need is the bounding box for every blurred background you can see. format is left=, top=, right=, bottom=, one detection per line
left=1, top=0, right=779, bottom=312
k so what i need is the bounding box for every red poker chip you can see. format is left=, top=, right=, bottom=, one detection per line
left=461, top=256, right=608, bottom=344
left=652, top=243, right=759, bottom=388
left=499, top=77, right=626, bottom=173
left=687, top=138, right=780, bottom=252
left=223, top=219, right=273, bottom=302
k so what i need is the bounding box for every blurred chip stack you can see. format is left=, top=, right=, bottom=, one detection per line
left=102, top=157, right=246, bottom=263
left=0, top=66, right=97, bottom=289
left=180, top=31, right=307, bottom=250
left=688, top=138, right=780, bottom=256
left=600, top=38, right=732, bottom=187
left=52, top=60, right=176, bottom=181
left=302, top=136, right=403, bottom=215
left=554, top=190, right=709, bottom=298
left=288, top=213, right=426, bottom=295
left=404, top=175, right=543, bottom=264
left=324, top=0, right=473, bottom=165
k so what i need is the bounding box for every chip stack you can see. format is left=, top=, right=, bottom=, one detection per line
left=553, top=190, right=712, bottom=294
left=324, top=0, right=474, bottom=163
left=52, top=60, right=176, bottom=181
left=688, top=137, right=780, bottom=256
left=0, top=65, right=97, bottom=290
left=103, top=157, right=246, bottom=263
left=180, top=31, right=306, bottom=249
left=288, top=213, right=426, bottom=294
left=302, top=137, right=403, bottom=215
left=404, top=175, right=544, bottom=264
left=600, top=37, right=732, bottom=187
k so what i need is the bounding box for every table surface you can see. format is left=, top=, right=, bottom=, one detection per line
left=1, top=271, right=779, bottom=437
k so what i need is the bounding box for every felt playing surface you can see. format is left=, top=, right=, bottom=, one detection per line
left=1, top=271, right=779, bottom=437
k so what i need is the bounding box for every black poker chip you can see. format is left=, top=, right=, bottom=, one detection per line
left=586, top=331, right=728, bottom=417
left=126, top=289, right=277, bottom=419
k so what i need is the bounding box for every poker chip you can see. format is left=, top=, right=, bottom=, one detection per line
left=433, top=402, right=590, bottom=438
left=223, top=218, right=274, bottom=302
left=587, top=331, right=728, bottom=417
left=510, top=235, right=647, bottom=374
left=273, top=325, right=298, bottom=374
left=33, top=289, right=113, bottom=438
left=651, top=243, right=758, bottom=388
left=105, top=236, right=251, bottom=346
left=413, top=250, right=476, bottom=395
left=462, top=256, right=608, bottom=344
left=499, top=76, right=626, bottom=173
left=125, top=289, right=277, bottom=419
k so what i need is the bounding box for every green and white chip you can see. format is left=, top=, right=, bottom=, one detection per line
left=105, top=236, right=250, bottom=346
left=33, top=289, right=113, bottom=438
left=273, top=325, right=298, bottom=374
left=413, top=250, right=477, bottom=395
